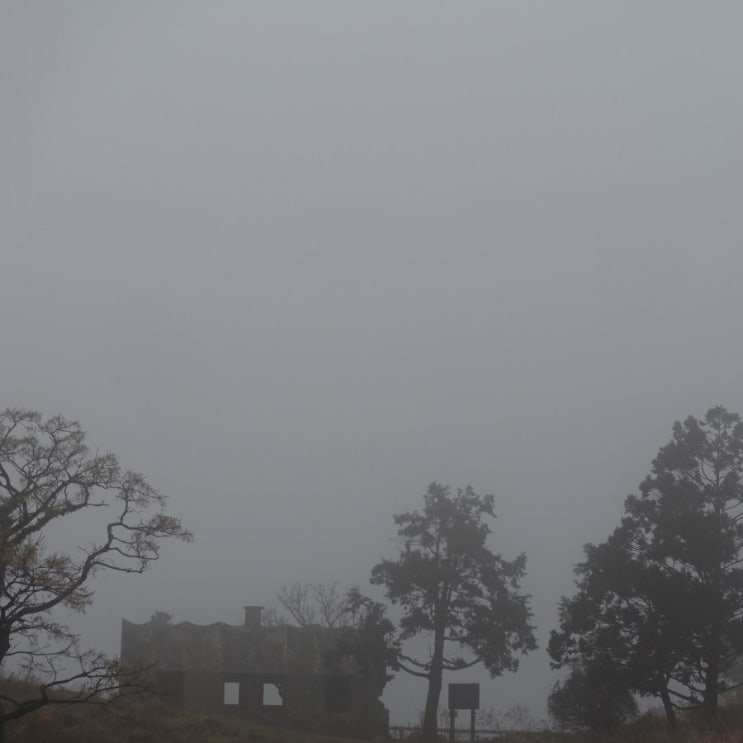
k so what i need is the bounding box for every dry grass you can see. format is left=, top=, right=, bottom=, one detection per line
left=4, top=696, right=367, bottom=743
left=2, top=675, right=743, bottom=743
left=495, top=733, right=739, bottom=743
left=7, top=709, right=743, bottom=743
left=494, top=710, right=743, bottom=743
left=0, top=675, right=361, bottom=743
left=5, top=707, right=743, bottom=743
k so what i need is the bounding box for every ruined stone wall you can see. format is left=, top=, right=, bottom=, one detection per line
left=120, top=619, right=389, bottom=736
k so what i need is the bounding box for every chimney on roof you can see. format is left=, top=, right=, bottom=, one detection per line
left=243, top=606, right=263, bottom=628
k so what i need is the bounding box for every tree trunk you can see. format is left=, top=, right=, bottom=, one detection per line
left=703, top=508, right=724, bottom=728
left=659, top=687, right=676, bottom=729
left=703, top=645, right=720, bottom=726
left=422, top=621, right=446, bottom=743
left=0, top=629, right=7, bottom=743
left=422, top=667, right=442, bottom=743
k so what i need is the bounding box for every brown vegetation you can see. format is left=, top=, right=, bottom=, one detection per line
left=494, top=706, right=743, bottom=743
left=0, top=672, right=347, bottom=743
left=4, top=695, right=359, bottom=743
left=5, top=674, right=743, bottom=743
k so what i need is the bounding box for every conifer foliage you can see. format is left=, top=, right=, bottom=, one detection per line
left=372, top=483, right=536, bottom=743
left=550, top=406, right=743, bottom=728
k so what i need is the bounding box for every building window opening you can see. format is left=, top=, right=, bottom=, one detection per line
left=262, top=682, right=283, bottom=706
left=224, top=681, right=240, bottom=705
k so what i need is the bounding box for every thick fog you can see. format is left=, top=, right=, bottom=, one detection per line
left=2, top=1, right=743, bottom=725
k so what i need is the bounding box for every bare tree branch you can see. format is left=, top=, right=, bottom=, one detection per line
left=0, top=408, right=192, bottom=729
left=277, top=582, right=317, bottom=627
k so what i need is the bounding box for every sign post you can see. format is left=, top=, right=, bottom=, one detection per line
left=447, top=684, right=480, bottom=743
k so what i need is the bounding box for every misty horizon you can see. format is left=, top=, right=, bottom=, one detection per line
left=3, top=1, right=743, bottom=726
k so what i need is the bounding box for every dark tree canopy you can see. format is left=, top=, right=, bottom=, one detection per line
left=550, top=406, right=743, bottom=728
left=275, top=581, right=400, bottom=694
left=329, top=587, right=400, bottom=695
left=0, top=408, right=191, bottom=731
left=548, top=659, right=637, bottom=732
left=371, top=483, right=536, bottom=743
left=549, top=529, right=690, bottom=728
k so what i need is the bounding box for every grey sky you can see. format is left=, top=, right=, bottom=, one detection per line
left=2, top=1, right=743, bottom=724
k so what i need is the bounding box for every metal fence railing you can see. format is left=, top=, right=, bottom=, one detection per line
left=389, top=726, right=517, bottom=741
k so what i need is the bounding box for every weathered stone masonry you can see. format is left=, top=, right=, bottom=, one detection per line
left=120, top=606, right=389, bottom=737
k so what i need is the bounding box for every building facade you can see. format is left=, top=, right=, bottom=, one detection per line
left=120, top=607, right=389, bottom=737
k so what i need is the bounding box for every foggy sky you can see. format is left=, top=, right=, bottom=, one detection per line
left=2, top=1, right=743, bottom=724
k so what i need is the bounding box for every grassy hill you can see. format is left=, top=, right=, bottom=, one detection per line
left=0, top=674, right=363, bottom=743
left=4, top=695, right=366, bottom=743
left=6, top=703, right=743, bottom=743
left=3, top=673, right=743, bottom=743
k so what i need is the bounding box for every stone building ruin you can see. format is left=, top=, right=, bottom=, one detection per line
left=120, top=606, right=389, bottom=737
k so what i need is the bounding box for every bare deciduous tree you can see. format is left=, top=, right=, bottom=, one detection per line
left=0, top=408, right=192, bottom=738
left=312, top=581, right=347, bottom=629
left=277, top=581, right=349, bottom=628
left=277, top=582, right=317, bottom=627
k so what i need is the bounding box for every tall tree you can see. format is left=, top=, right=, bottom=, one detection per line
left=551, top=406, right=743, bottom=728
left=549, top=524, right=693, bottom=728
left=0, top=408, right=191, bottom=738
left=547, top=658, right=638, bottom=732
left=371, top=483, right=536, bottom=743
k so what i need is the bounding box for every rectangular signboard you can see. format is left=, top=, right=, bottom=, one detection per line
left=448, top=683, right=479, bottom=710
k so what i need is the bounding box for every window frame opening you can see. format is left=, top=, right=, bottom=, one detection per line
left=261, top=679, right=285, bottom=707
left=223, top=681, right=240, bottom=706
